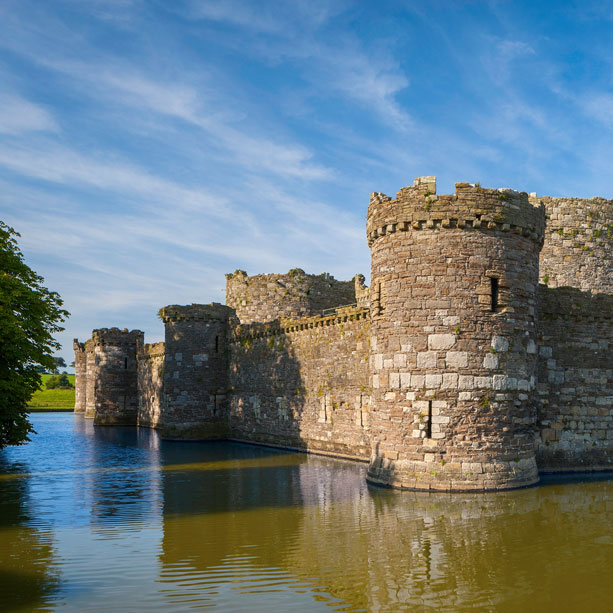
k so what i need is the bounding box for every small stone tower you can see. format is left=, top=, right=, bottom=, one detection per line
left=366, top=177, right=546, bottom=491
left=82, top=328, right=143, bottom=425
left=159, top=303, right=232, bottom=439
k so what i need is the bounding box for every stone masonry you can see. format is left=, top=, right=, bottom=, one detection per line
left=74, top=177, right=613, bottom=491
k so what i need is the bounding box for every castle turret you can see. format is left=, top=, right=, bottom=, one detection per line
left=77, top=328, right=143, bottom=425
left=159, top=303, right=232, bottom=439
left=73, top=339, right=87, bottom=413
left=366, top=177, right=546, bottom=491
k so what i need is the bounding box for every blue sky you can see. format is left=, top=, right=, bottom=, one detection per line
left=1, top=0, right=613, bottom=364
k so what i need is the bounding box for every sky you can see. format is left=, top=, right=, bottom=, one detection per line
left=1, top=0, right=613, bottom=365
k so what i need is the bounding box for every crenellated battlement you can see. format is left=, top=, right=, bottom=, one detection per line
left=91, top=327, right=144, bottom=346
left=367, top=177, right=545, bottom=247
left=139, top=342, right=165, bottom=358
left=159, top=303, right=232, bottom=323
left=230, top=305, right=370, bottom=343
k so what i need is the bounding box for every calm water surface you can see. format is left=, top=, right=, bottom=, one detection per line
left=0, top=414, right=612, bottom=612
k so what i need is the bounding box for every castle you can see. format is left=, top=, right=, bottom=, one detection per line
left=73, top=177, right=613, bottom=491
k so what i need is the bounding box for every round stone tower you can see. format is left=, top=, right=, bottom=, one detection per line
left=366, top=177, right=546, bottom=491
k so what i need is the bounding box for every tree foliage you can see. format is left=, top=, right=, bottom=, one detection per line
left=51, top=357, right=67, bottom=373
left=45, top=374, right=73, bottom=390
left=0, top=221, right=69, bottom=447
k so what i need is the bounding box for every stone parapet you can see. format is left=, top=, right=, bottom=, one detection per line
left=91, top=327, right=143, bottom=346
left=367, top=177, right=545, bottom=248
left=159, top=303, right=232, bottom=323
left=231, top=305, right=370, bottom=342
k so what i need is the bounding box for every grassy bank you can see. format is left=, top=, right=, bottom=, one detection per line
left=27, top=374, right=75, bottom=411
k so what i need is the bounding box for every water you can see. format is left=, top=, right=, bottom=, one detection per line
left=0, top=414, right=612, bottom=611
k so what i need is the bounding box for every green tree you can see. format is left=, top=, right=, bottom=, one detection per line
left=51, top=356, right=66, bottom=373
left=0, top=221, right=69, bottom=448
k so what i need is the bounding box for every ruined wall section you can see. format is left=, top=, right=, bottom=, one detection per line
left=89, top=328, right=143, bottom=426
left=537, top=195, right=613, bottom=293
left=73, top=340, right=87, bottom=413
left=366, top=177, right=545, bottom=491
left=137, top=342, right=165, bottom=429
left=228, top=307, right=371, bottom=459
left=537, top=287, right=613, bottom=470
left=160, top=304, right=231, bottom=440
left=84, top=340, right=95, bottom=418
left=226, top=269, right=356, bottom=324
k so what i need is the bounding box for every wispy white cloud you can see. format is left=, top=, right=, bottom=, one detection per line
left=581, top=93, right=613, bottom=128
left=0, top=92, right=59, bottom=134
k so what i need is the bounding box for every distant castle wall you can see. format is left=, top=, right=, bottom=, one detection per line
left=226, top=269, right=356, bottom=324
left=75, top=177, right=613, bottom=491
left=538, top=196, right=613, bottom=293
left=227, top=307, right=371, bottom=459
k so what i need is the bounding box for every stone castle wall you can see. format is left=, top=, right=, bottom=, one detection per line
left=227, top=307, right=371, bottom=459
left=137, top=342, right=164, bottom=429
left=538, top=195, right=613, bottom=293
left=226, top=269, right=356, bottom=324
left=74, top=176, right=613, bottom=491
left=73, top=340, right=87, bottom=413
left=536, top=287, right=613, bottom=470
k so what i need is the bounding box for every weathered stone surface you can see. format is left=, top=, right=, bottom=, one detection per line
left=226, top=269, right=357, bottom=324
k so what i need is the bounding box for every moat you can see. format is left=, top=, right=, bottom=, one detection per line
left=1, top=414, right=612, bottom=612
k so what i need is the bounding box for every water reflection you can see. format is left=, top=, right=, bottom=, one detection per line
left=0, top=414, right=612, bottom=611
left=0, top=460, right=60, bottom=610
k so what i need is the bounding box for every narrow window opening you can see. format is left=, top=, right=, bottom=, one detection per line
left=215, top=335, right=219, bottom=353
left=426, top=401, right=432, bottom=439
left=490, top=277, right=499, bottom=312
left=124, top=357, right=128, bottom=369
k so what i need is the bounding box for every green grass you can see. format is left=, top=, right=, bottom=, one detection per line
left=27, top=374, right=76, bottom=411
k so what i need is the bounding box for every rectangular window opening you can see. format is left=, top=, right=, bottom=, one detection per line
left=490, top=277, right=499, bottom=312
left=426, top=400, right=432, bottom=439
left=124, top=357, right=128, bottom=369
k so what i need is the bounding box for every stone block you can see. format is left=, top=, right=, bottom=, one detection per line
left=491, top=336, right=509, bottom=352
left=442, top=373, right=458, bottom=389
left=428, top=334, right=456, bottom=350
left=425, top=374, right=443, bottom=388
left=459, top=375, right=474, bottom=390
left=483, top=353, right=498, bottom=369
left=446, top=351, right=468, bottom=368
left=417, top=352, right=437, bottom=368
left=394, top=353, right=408, bottom=367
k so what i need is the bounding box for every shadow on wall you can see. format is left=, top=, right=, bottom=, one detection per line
left=227, top=319, right=309, bottom=451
